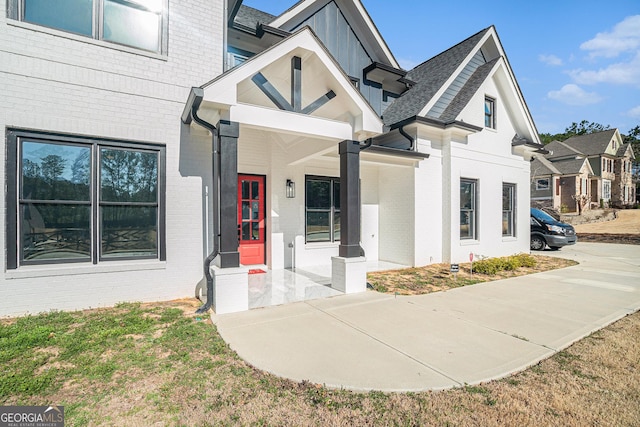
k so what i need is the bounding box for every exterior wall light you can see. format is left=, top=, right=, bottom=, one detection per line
left=286, top=179, right=295, bottom=198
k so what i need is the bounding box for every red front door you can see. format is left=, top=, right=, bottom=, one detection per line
left=238, top=175, right=266, bottom=265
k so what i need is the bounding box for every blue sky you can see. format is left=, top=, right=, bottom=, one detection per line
left=242, top=0, right=640, bottom=135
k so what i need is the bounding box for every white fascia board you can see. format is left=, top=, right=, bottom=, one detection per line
left=490, top=59, right=540, bottom=144
left=417, top=30, right=494, bottom=118
left=269, top=0, right=322, bottom=28
left=270, top=0, right=399, bottom=68
left=231, top=103, right=354, bottom=141
left=202, top=27, right=382, bottom=137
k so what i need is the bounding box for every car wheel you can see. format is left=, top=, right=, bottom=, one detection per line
left=549, top=246, right=560, bottom=251
left=530, top=235, right=546, bottom=251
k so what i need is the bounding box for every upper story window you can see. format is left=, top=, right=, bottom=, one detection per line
left=8, top=0, right=167, bottom=53
left=226, top=46, right=254, bottom=70
left=484, top=97, right=496, bottom=129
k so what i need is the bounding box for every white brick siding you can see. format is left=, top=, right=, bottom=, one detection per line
left=1, top=0, right=225, bottom=316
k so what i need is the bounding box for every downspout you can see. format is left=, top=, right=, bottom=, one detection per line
left=181, top=88, right=220, bottom=314
left=398, top=126, right=415, bottom=151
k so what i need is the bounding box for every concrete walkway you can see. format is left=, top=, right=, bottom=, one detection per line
left=213, top=243, right=640, bottom=392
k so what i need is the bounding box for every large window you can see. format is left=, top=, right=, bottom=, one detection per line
left=6, top=130, right=165, bottom=268
left=502, top=183, right=516, bottom=237
left=460, top=179, right=477, bottom=240
left=484, top=97, right=496, bottom=129
left=8, top=0, right=167, bottom=53
left=305, top=176, right=340, bottom=243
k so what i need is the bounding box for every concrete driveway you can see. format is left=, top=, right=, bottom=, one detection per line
left=213, top=243, right=640, bottom=392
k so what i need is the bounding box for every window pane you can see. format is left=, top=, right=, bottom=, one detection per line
left=333, top=181, right=341, bottom=209
left=22, top=141, right=91, bottom=201
left=101, top=149, right=158, bottom=202
left=460, top=181, right=475, bottom=209
left=22, top=204, right=91, bottom=261
left=334, top=211, right=341, bottom=242
left=502, top=212, right=512, bottom=236
left=460, top=211, right=474, bottom=239
left=306, top=180, right=331, bottom=209
left=502, top=185, right=513, bottom=211
left=103, top=0, right=160, bottom=52
left=252, top=202, right=259, bottom=220
left=101, top=206, right=157, bottom=258
left=252, top=222, right=260, bottom=240
left=242, top=202, right=250, bottom=220
left=306, top=211, right=330, bottom=242
left=24, top=0, right=93, bottom=36
left=252, top=181, right=259, bottom=200
left=242, top=181, right=250, bottom=200
left=242, top=223, right=250, bottom=241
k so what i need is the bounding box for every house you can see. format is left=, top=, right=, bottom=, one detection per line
left=531, top=129, right=636, bottom=212
left=0, top=0, right=543, bottom=317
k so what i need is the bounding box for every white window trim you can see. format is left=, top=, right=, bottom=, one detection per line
left=535, top=178, right=550, bottom=191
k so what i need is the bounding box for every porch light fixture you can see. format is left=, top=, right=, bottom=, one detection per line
left=286, top=179, right=296, bottom=198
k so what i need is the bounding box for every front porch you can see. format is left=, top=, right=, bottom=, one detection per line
left=247, top=260, right=408, bottom=310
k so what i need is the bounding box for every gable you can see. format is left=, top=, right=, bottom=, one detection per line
left=270, top=0, right=399, bottom=68
left=292, top=1, right=371, bottom=80
left=200, top=27, right=382, bottom=141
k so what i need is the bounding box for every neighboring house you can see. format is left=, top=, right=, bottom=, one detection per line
left=1, top=0, right=544, bottom=317
left=531, top=129, right=636, bottom=212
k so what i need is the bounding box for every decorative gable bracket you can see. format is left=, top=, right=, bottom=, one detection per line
left=251, top=56, right=336, bottom=115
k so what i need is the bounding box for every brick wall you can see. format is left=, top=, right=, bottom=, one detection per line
left=0, top=0, right=225, bottom=316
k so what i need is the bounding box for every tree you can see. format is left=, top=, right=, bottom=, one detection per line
left=539, top=120, right=611, bottom=145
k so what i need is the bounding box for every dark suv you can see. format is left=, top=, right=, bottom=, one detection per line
left=530, top=208, right=577, bottom=250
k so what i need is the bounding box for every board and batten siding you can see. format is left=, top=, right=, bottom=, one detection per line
left=293, top=1, right=387, bottom=115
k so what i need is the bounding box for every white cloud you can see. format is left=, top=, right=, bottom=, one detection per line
left=539, top=54, right=563, bottom=66
left=569, top=52, right=640, bottom=85
left=629, top=106, right=640, bottom=118
left=547, top=84, right=603, bottom=106
left=580, top=15, right=640, bottom=58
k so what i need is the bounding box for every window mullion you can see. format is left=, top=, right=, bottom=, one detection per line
left=92, top=142, right=99, bottom=264
left=95, top=0, right=102, bottom=41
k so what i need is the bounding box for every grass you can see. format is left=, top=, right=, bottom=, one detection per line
left=367, top=254, right=578, bottom=295
left=1, top=298, right=639, bottom=426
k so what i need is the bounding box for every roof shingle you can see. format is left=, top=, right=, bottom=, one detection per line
left=382, top=27, right=490, bottom=127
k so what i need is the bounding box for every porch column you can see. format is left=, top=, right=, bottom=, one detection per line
left=339, top=140, right=362, bottom=257
left=216, top=120, right=240, bottom=268
left=332, top=140, right=366, bottom=295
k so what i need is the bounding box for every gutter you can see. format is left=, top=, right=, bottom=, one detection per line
left=182, top=87, right=220, bottom=314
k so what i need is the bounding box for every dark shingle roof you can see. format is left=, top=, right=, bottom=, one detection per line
left=616, top=142, right=631, bottom=157
left=234, top=5, right=276, bottom=31
left=439, top=57, right=499, bottom=123
left=552, top=158, right=589, bottom=175
left=561, top=129, right=617, bottom=156
left=382, top=27, right=490, bottom=127
left=531, top=156, right=560, bottom=176
left=545, top=140, right=584, bottom=159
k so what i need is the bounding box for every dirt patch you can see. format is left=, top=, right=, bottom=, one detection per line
left=574, top=209, right=640, bottom=234
left=368, top=255, right=578, bottom=296
left=578, top=233, right=640, bottom=245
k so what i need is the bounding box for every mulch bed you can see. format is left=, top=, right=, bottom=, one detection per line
left=578, top=233, right=640, bottom=245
